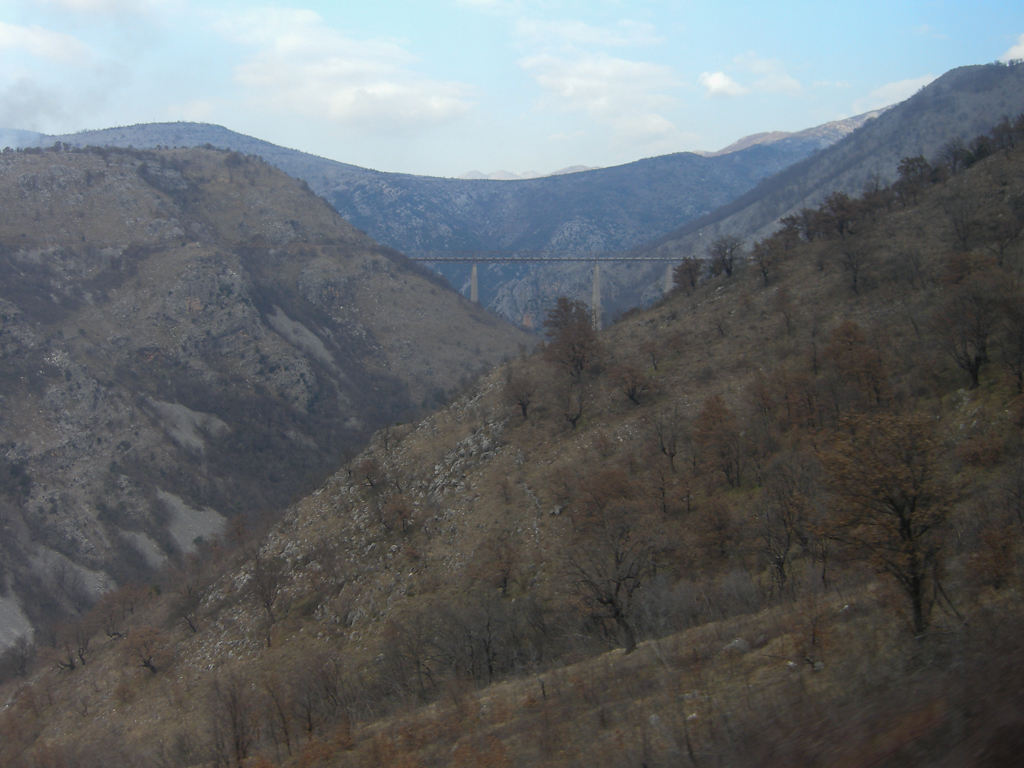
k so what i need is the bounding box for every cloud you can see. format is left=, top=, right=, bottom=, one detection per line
left=0, top=21, right=92, bottom=62
left=698, top=71, right=747, bottom=96
left=213, top=8, right=472, bottom=130
left=733, top=53, right=801, bottom=93
left=914, top=23, right=948, bottom=40
left=521, top=52, right=684, bottom=150
left=854, top=74, right=936, bottom=112
left=35, top=0, right=174, bottom=12
left=522, top=52, right=675, bottom=116
left=812, top=80, right=851, bottom=89
left=174, top=99, right=216, bottom=122
left=1001, top=33, right=1024, bottom=62
left=515, top=18, right=662, bottom=48
left=0, top=78, right=69, bottom=129
left=699, top=54, right=800, bottom=97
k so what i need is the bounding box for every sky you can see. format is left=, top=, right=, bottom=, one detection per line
left=1, top=1, right=1023, bottom=178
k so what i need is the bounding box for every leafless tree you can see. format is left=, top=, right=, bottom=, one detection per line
left=208, top=673, right=257, bottom=768
left=824, top=413, right=951, bottom=635
left=250, top=553, right=286, bottom=646
left=504, top=365, right=536, bottom=420
left=673, top=256, right=702, bottom=291
left=568, top=514, right=655, bottom=654
left=544, top=297, right=602, bottom=380
left=708, top=235, right=743, bottom=278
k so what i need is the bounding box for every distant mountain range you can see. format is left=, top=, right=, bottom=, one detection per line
left=5, top=64, right=1021, bottom=325
left=457, top=165, right=598, bottom=180
left=2, top=113, right=878, bottom=325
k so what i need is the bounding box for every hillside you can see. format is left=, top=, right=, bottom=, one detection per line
left=636, top=61, right=1024, bottom=266
left=0, top=144, right=529, bottom=650
left=4, top=114, right=872, bottom=324
left=14, top=64, right=1024, bottom=327
left=700, top=110, right=886, bottom=157
left=3, top=115, right=1024, bottom=766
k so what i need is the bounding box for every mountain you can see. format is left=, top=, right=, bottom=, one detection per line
left=3, top=112, right=1024, bottom=766
left=699, top=110, right=887, bottom=157
left=457, top=165, right=598, bottom=180
left=0, top=144, right=529, bottom=649
left=634, top=62, right=1024, bottom=263
left=3, top=113, right=873, bottom=324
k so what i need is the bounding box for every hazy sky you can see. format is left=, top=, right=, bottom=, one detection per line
left=2, top=1, right=1023, bottom=177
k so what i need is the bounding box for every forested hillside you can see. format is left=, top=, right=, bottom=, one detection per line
left=3, top=117, right=1024, bottom=766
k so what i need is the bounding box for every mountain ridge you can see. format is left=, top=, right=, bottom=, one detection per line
left=635, top=62, right=1024, bottom=262
left=1, top=113, right=875, bottom=324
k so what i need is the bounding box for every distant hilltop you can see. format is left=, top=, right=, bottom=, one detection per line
left=458, top=165, right=600, bottom=180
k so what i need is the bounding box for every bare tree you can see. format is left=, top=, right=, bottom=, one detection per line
left=504, top=365, right=536, bottom=420
left=567, top=469, right=656, bottom=653
left=208, top=673, right=257, bottom=768
left=894, top=155, right=932, bottom=206
left=839, top=246, right=869, bottom=294
left=822, top=191, right=860, bottom=239
left=757, top=451, right=818, bottom=595
left=751, top=239, right=779, bottom=287
left=693, top=394, right=745, bottom=488
left=942, top=181, right=982, bottom=252
left=708, top=235, right=743, bottom=278
left=559, top=377, right=586, bottom=430
left=935, top=260, right=1006, bottom=389
left=823, top=412, right=951, bottom=635
left=125, top=626, right=167, bottom=674
left=250, top=554, right=286, bottom=646
left=543, top=297, right=602, bottom=379
left=653, top=409, right=688, bottom=473
left=568, top=519, right=654, bottom=654
left=611, top=363, right=650, bottom=405
left=673, top=256, right=702, bottom=291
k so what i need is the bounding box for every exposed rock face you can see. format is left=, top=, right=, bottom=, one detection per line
left=0, top=145, right=529, bottom=644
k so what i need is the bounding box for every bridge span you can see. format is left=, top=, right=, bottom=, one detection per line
left=409, top=252, right=680, bottom=329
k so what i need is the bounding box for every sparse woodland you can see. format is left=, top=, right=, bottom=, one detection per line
left=5, top=118, right=1024, bottom=766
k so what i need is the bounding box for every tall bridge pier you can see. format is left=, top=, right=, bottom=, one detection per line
left=415, top=252, right=680, bottom=328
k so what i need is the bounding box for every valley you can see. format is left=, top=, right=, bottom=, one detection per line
left=0, top=145, right=528, bottom=645
left=1, top=59, right=1024, bottom=768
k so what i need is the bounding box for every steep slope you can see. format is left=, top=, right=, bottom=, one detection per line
left=0, top=145, right=529, bottom=647
left=5, top=114, right=872, bottom=324
left=3, top=118, right=1024, bottom=766
left=700, top=109, right=886, bottom=156
left=636, top=61, right=1024, bottom=263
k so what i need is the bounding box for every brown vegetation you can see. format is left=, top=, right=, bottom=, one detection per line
left=3, top=116, right=1024, bottom=766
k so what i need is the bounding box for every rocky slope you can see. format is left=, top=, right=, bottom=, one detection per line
left=0, top=144, right=529, bottom=648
